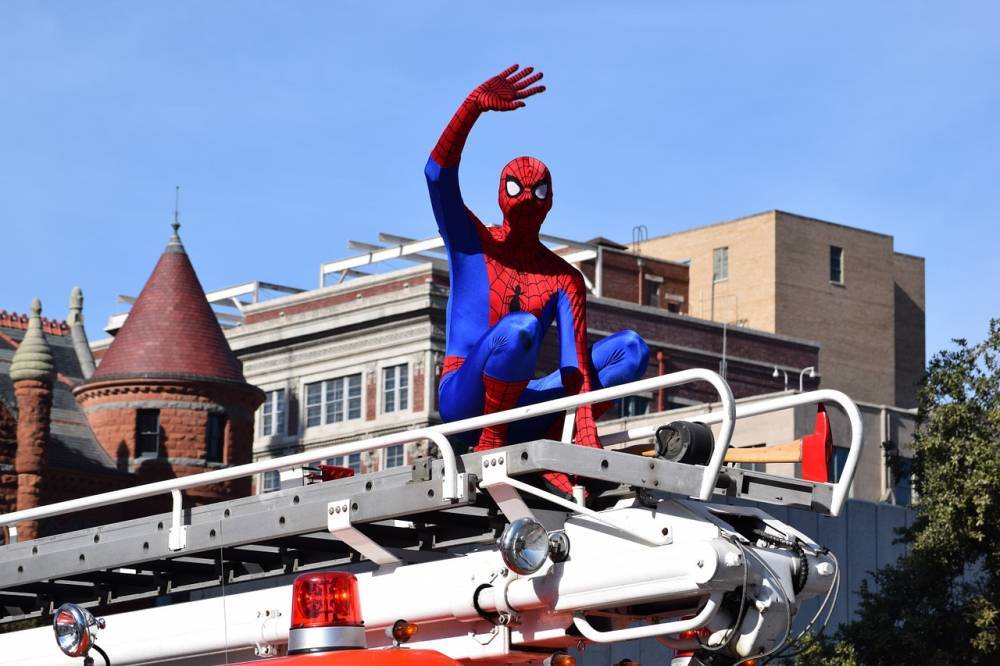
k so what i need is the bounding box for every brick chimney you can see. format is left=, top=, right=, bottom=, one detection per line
left=10, top=298, right=54, bottom=541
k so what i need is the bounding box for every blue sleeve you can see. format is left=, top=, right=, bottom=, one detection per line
left=425, top=158, right=481, bottom=256
left=425, top=157, right=489, bottom=358
left=553, top=290, right=580, bottom=372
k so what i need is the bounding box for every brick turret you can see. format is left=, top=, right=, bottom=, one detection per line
left=75, top=225, right=263, bottom=510
left=10, top=298, right=54, bottom=540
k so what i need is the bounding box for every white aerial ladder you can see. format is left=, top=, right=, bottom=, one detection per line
left=0, top=370, right=859, bottom=665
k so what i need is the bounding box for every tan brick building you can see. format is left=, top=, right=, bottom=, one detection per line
left=640, top=210, right=925, bottom=407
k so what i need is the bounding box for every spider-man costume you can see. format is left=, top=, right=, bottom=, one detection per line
left=426, top=65, right=650, bottom=498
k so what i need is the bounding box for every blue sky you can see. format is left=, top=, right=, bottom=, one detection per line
left=1, top=1, right=997, bottom=360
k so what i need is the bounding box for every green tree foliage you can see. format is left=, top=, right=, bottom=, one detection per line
left=796, top=320, right=1000, bottom=664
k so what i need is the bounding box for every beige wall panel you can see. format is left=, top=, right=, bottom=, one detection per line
left=642, top=212, right=778, bottom=331
left=892, top=253, right=926, bottom=408
left=773, top=213, right=896, bottom=405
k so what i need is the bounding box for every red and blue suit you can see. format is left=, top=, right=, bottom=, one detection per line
left=425, top=65, right=649, bottom=497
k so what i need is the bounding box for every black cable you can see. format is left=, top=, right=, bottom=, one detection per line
left=751, top=527, right=795, bottom=550
left=696, top=533, right=750, bottom=653
left=751, top=528, right=808, bottom=594
left=472, top=583, right=499, bottom=624
left=92, top=644, right=111, bottom=666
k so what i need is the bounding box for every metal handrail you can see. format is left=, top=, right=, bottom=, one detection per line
left=572, top=593, right=723, bottom=643
left=0, top=369, right=735, bottom=529
left=601, top=389, right=864, bottom=517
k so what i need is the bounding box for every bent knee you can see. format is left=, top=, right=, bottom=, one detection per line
left=620, top=329, right=649, bottom=360
left=493, top=312, right=541, bottom=350
left=438, top=373, right=480, bottom=423
left=618, top=330, right=650, bottom=379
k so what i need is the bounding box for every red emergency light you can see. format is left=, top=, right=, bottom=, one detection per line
left=288, top=572, right=366, bottom=654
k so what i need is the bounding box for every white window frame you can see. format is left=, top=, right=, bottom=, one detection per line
left=327, top=453, right=362, bottom=474
left=261, top=470, right=280, bottom=494
left=384, top=444, right=405, bottom=469
left=643, top=277, right=662, bottom=307
left=830, top=245, right=845, bottom=285
left=713, top=247, right=729, bottom=283
left=305, top=373, right=363, bottom=428
left=260, top=388, right=287, bottom=437
left=382, top=363, right=410, bottom=414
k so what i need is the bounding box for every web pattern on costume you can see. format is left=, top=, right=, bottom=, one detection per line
left=426, top=65, right=603, bottom=496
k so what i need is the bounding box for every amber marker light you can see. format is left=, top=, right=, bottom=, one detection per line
left=390, top=619, right=419, bottom=645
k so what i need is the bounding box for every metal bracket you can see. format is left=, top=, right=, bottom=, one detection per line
left=327, top=499, right=402, bottom=567
left=479, top=453, right=667, bottom=547
left=469, top=622, right=512, bottom=652
left=561, top=408, right=575, bottom=443
left=480, top=454, right=537, bottom=522
left=168, top=490, right=187, bottom=552
left=255, top=608, right=284, bottom=657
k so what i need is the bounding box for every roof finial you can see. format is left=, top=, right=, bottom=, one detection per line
left=69, top=287, right=84, bottom=324
left=172, top=185, right=181, bottom=234
left=165, top=186, right=186, bottom=254
left=10, top=298, right=55, bottom=383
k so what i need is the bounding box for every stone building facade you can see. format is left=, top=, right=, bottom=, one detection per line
left=225, top=253, right=820, bottom=492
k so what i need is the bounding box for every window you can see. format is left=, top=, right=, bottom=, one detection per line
left=327, top=453, right=362, bottom=474
left=262, top=470, right=280, bottom=493
left=206, top=413, right=226, bottom=463
left=615, top=395, right=651, bottom=418
left=830, top=245, right=844, bottom=284
left=382, top=364, right=409, bottom=413
left=306, top=374, right=362, bottom=427
left=712, top=247, right=729, bottom=282
left=830, top=446, right=850, bottom=483
left=385, top=444, right=405, bottom=468
left=892, top=457, right=913, bottom=506
left=260, top=389, right=286, bottom=436
left=644, top=279, right=661, bottom=306
left=136, top=409, right=160, bottom=457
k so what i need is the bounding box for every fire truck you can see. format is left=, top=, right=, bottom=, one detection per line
left=0, top=370, right=858, bottom=665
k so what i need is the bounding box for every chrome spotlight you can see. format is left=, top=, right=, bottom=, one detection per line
left=497, top=517, right=550, bottom=575
left=53, top=603, right=104, bottom=658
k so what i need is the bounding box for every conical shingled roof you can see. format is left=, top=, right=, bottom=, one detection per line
left=91, top=225, right=246, bottom=384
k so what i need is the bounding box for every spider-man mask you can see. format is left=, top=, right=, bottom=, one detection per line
left=498, top=156, right=552, bottom=236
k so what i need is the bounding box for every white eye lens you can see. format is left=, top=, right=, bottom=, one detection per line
left=533, top=183, right=548, bottom=200
left=505, top=179, right=522, bottom=197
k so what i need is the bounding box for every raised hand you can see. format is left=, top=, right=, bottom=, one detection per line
left=468, top=64, right=545, bottom=112
left=430, top=65, right=545, bottom=167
